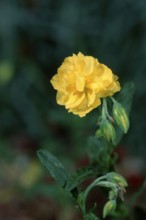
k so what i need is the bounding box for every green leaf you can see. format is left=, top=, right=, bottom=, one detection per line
left=37, top=149, right=69, bottom=187
left=65, top=163, right=103, bottom=191
left=113, top=82, right=135, bottom=145
left=116, top=82, right=135, bottom=114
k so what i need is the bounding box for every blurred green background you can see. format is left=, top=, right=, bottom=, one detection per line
left=0, top=0, right=146, bottom=219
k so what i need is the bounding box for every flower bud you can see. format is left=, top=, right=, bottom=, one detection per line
left=100, top=119, right=116, bottom=144
left=95, top=129, right=102, bottom=138
left=97, top=181, right=116, bottom=188
left=109, top=190, right=117, bottom=200
left=103, top=200, right=116, bottom=218
left=112, top=101, right=129, bottom=134
left=106, top=172, right=128, bottom=187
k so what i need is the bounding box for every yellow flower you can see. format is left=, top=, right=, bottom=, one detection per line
left=50, top=52, right=121, bottom=117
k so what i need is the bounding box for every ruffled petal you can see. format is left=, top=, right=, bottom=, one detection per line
left=50, top=52, right=121, bottom=117
left=76, top=75, right=85, bottom=92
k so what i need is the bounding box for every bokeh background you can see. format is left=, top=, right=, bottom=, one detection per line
left=0, top=0, right=146, bottom=219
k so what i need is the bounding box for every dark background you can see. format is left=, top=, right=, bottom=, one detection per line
left=0, top=0, right=146, bottom=219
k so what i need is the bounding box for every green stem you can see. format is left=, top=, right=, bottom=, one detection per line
left=80, top=175, right=107, bottom=214
left=102, top=98, right=113, bottom=122
left=84, top=176, right=107, bottom=199
left=102, top=98, right=109, bottom=119
left=102, top=99, right=107, bottom=119
left=110, top=96, right=117, bottom=104
left=78, top=174, right=118, bottom=217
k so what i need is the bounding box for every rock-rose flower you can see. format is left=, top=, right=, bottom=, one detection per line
left=50, top=52, right=121, bottom=117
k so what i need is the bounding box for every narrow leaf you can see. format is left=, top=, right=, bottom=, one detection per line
left=65, top=164, right=103, bottom=191
left=37, top=149, right=69, bottom=187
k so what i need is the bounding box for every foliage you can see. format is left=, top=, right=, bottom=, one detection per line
left=37, top=81, right=135, bottom=219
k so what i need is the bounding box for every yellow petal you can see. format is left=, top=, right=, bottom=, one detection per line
left=84, top=56, right=94, bottom=75
left=87, top=90, right=96, bottom=107
left=66, top=92, right=85, bottom=109
left=69, top=97, right=101, bottom=117
left=76, top=75, right=85, bottom=92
